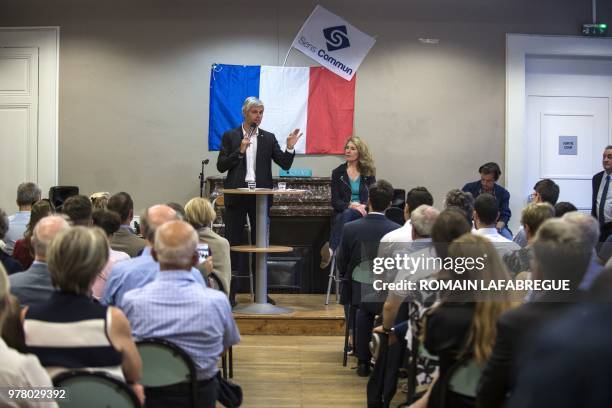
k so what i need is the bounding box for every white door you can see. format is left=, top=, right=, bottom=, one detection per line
left=526, top=96, right=609, bottom=212
left=0, top=47, right=38, bottom=213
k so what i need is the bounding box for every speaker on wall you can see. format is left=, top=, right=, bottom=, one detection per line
left=49, top=186, right=79, bottom=211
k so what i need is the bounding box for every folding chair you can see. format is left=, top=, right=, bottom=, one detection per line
left=52, top=370, right=140, bottom=408
left=325, top=249, right=340, bottom=305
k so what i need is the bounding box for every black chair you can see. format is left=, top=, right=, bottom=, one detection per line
left=385, top=207, right=405, bottom=226
left=52, top=370, right=140, bottom=408
left=136, top=338, right=198, bottom=408
left=392, top=189, right=406, bottom=209
left=49, top=186, right=79, bottom=211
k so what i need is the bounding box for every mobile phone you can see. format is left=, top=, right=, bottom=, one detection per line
left=197, top=243, right=212, bottom=264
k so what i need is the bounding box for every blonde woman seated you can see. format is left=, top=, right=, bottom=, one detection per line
left=413, top=234, right=515, bottom=408
left=0, top=263, right=57, bottom=408
left=21, top=227, right=144, bottom=405
left=184, top=197, right=231, bottom=295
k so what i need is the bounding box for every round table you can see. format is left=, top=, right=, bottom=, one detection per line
left=222, top=188, right=304, bottom=315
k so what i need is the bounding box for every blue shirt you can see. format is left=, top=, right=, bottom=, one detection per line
left=122, top=271, right=240, bottom=380
left=101, top=247, right=206, bottom=308
left=5, top=211, right=30, bottom=255
left=350, top=176, right=361, bottom=202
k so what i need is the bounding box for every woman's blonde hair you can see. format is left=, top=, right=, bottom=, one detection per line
left=438, top=233, right=515, bottom=364
left=346, top=136, right=375, bottom=177
left=184, top=197, right=216, bottom=229
left=47, top=226, right=109, bottom=295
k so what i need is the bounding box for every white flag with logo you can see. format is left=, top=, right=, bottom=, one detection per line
left=290, top=5, right=375, bottom=81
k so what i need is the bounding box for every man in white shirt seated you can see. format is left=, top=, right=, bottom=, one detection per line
left=473, top=193, right=519, bottom=258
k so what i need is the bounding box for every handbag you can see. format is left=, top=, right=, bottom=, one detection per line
left=216, top=372, right=243, bottom=407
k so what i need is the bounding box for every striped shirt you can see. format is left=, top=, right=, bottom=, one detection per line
left=24, top=292, right=123, bottom=380
left=122, top=270, right=240, bottom=380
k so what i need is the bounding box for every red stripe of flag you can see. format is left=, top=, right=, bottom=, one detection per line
left=306, top=67, right=356, bottom=154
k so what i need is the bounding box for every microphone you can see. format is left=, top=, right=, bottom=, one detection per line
left=249, top=122, right=257, bottom=138
left=202, top=159, right=210, bottom=165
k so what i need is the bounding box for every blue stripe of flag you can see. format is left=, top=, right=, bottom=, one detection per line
left=208, top=64, right=261, bottom=151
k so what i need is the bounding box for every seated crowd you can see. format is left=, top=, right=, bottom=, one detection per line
left=0, top=184, right=239, bottom=408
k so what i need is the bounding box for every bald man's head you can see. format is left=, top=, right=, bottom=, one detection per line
left=141, top=204, right=179, bottom=244
left=32, top=215, right=71, bottom=261
left=153, top=220, right=198, bottom=270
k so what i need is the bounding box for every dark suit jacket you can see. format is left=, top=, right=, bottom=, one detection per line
left=476, top=295, right=580, bottom=408
left=9, top=262, right=55, bottom=308
left=331, top=163, right=376, bottom=214
left=0, top=250, right=23, bottom=275
left=216, top=126, right=294, bottom=206
left=337, top=213, right=400, bottom=305
left=592, top=170, right=605, bottom=218
left=462, top=181, right=511, bottom=225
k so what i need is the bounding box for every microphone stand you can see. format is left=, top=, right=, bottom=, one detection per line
left=199, top=159, right=209, bottom=197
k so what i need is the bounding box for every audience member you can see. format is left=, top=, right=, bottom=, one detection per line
left=12, top=199, right=54, bottom=270
left=23, top=226, right=144, bottom=404
left=592, top=145, right=612, bottom=242
left=462, top=162, right=512, bottom=238
left=444, top=189, right=475, bottom=227
left=0, top=208, right=23, bottom=275
left=185, top=197, right=231, bottom=295
left=61, top=194, right=93, bottom=226
left=0, top=263, right=57, bottom=407
left=413, top=234, right=514, bottom=408
left=90, top=192, right=110, bottom=210
left=101, top=204, right=207, bottom=308
left=337, top=180, right=399, bottom=376
left=513, top=179, right=559, bottom=247
left=553, top=201, right=577, bottom=218
left=123, top=220, right=240, bottom=408
left=4, top=182, right=41, bottom=255
left=561, top=212, right=602, bottom=290
left=91, top=209, right=130, bottom=300
left=107, top=192, right=146, bottom=257
left=503, top=203, right=554, bottom=277
left=166, top=202, right=186, bottom=220
left=473, top=194, right=520, bottom=257
left=9, top=216, right=69, bottom=307
left=477, top=218, right=591, bottom=407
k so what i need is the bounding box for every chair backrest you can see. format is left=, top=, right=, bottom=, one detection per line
left=448, top=359, right=483, bottom=398
left=52, top=370, right=140, bottom=408
left=136, top=338, right=196, bottom=387
left=385, top=207, right=405, bottom=225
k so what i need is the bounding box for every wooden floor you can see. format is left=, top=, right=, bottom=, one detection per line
left=227, top=335, right=406, bottom=407
left=234, top=294, right=345, bottom=335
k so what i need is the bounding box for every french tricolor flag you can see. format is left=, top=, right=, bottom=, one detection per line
left=208, top=64, right=356, bottom=154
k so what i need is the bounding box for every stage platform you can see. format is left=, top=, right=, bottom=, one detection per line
left=233, top=294, right=345, bottom=336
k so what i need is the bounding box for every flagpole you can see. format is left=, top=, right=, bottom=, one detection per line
left=282, top=5, right=318, bottom=67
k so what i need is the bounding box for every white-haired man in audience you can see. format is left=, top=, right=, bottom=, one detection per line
left=122, top=220, right=240, bottom=408
left=9, top=216, right=70, bottom=307
left=5, top=182, right=41, bottom=255
left=560, top=211, right=603, bottom=290
left=101, top=204, right=209, bottom=308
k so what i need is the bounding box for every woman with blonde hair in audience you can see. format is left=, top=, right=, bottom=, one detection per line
left=12, top=199, right=55, bottom=270
left=21, top=227, right=145, bottom=405
left=184, top=197, right=231, bottom=295
left=320, top=136, right=376, bottom=268
left=0, top=263, right=58, bottom=407
left=412, top=234, right=515, bottom=408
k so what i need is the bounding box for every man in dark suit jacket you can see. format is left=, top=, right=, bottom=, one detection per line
left=477, top=218, right=591, bottom=408
left=591, top=145, right=612, bottom=242
left=108, top=192, right=146, bottom=257
left=336, top=180, right=400, bottom=375
left=216, top=97, right=301, bottom=301
left=9, top=215, right=69, bottom=307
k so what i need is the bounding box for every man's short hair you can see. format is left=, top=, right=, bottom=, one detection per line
left=521, top=203, right=555, bottom=235
left=445, top=189, right=475, bottom=225
left=534, top=179, right=560, bottom=205
left=154, top=221, right=198, bottom=266
left=16, top=182, right=42, bottom=207
left=406, top=187, right=433, bottom=214
left=474, top=193, right=498, bottom=225
left=478, top=162, right=502, bottom=181
left=554, top=202, right=577, bottom=218
left=92, top=209, right=122, bottom=237
left=47, top=226, right=109, bottom=294
left=431, top=208, right=472, bottom=259
left=107, top=192, right=134, bottom=223
left=184, top=197, right=216, bottom=229
left=562, top=211, right=600, bottom=249
left=533, top=218, right=591, bottom=289
left=368, top=180, right=394, bottom=213
left=242, top=96, right=264, bottom=117
left=32, top=215, right=70, bottom=258
left=62, top=195, right=93, bottom=226
left=410, top=205, right=440, bottom=237
left=0, top=208, right=8, bottom=239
